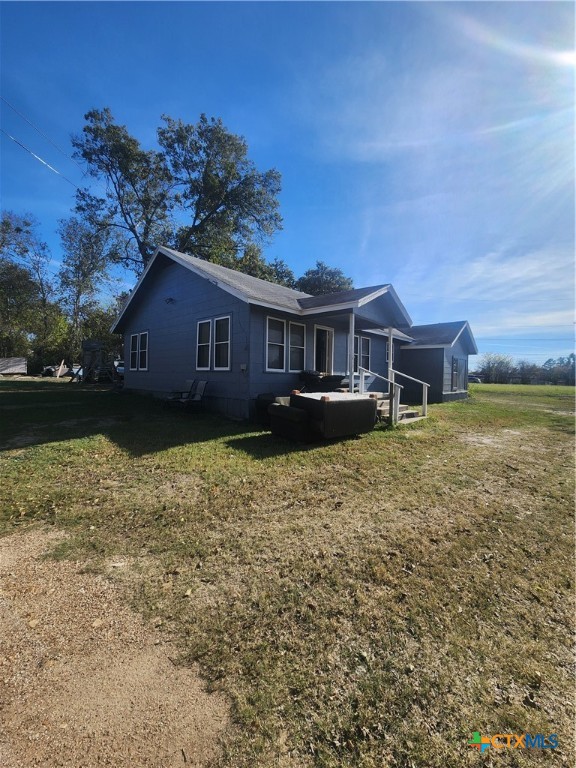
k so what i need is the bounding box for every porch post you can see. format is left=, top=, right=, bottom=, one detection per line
left=388, top=326, right=395, bottom=425
left=348, top=312, right=355, bottom=392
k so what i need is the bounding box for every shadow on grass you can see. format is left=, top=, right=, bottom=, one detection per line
left=0, top=380, right=379, bottom=458
left=0, top=380, right=273, bottom=457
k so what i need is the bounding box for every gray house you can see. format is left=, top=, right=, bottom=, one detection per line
left=112, top=246, right=477, bottom=419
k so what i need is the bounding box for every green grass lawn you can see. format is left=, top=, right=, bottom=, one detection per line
left=1, top=379, right=574, bottom=767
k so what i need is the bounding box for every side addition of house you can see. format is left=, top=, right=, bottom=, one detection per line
left=111, top=247, right=478, bottom=419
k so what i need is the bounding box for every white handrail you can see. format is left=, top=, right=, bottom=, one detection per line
left=391, top=369, right=429, bottom=416
left=391, top=369, right=430, bottom=388
left=358, top=367, right=404, bottom=425
left=357, top=368, right=403, bottom=391
left=358, top=368, right=429, bottom=420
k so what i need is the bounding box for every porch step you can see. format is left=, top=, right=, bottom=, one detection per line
left=376, top=402, right=412, bottom=415
left=396, top=414, right=427, bottom=426
left=376, top=401, right=423, bottom=423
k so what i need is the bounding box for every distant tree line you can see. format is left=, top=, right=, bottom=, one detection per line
left=0, top=107, right=354, bottom=371
left=474, top=353, right=575, bottom=385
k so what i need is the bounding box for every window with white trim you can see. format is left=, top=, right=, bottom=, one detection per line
left=266, top=317, right=285, bottom=371
left=353, top=335, right=370, bottom=373
left=129, top=332, right=148, bottom=371
left=196, top=320, right=211, bottom=370
left=289, top=322, right=306, bottom=372
left=386, top=341, right=394, bottom=363
left=214, top=316, right=231, bottom=370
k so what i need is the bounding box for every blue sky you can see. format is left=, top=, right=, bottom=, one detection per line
left=1, top=1, right=574, bottom=365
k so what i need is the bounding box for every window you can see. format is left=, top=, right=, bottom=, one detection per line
left=267, top=317, right=285, bottom=371
left=196, top=320, right=211, bottom=370
left=138, top=332, right=148, bottom=371
left=386, top=341, right=394, bottom=363
left=353, top=335, right=371, bottom=373
left=130, top=334, right=138, bottom=371
left=289, top=323, right=306, bottom=372
left=130, top=332, right=148, bottom=371
left=214, top=316, right=231, bottom=370
left=452, top=357, right=467, bottom=391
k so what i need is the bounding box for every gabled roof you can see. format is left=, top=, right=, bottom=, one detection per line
left=299, top=285, right=389, bottom=309
left=160, top=247, right=311, bottom=312
left=112, top=246, right=413, bottom=330
left=401, top=321, right=478, bottom=353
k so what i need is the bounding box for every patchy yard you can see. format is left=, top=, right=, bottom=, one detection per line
left=0, top=380, right=574, bottom=767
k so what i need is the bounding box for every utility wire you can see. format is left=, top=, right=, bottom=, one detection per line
left=1, top=128, right=79, bottom=189
left=1, top=96, right=85, bottom=174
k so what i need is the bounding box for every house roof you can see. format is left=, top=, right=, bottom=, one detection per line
left=160, top=247, right=311, bottom=312
left=112, top=246, right=413, bottom=330
left=401, top=321, right=478, bottom=353
left=298, top=285, right=389, bottom=309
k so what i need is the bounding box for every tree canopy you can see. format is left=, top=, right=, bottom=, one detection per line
left=295, top=260, right=353, bottom=296
left=72, top=109, right=282, bottom=272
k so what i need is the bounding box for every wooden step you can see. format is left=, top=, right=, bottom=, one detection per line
left=396, top=414, right=427, bottom=425
left=376, top=403, right=412, bottom=414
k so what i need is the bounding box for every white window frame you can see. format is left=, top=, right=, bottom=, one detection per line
left=138, top=331, right=148, bottom=371
left=353, top=335, right=370, bottom=373
left=196, top=320, right=211, bottom=371
left=129, top=331, right=148, bottom=371
left=129, top=334, right=139, bottom=371
left=313, top=325, right=334, bottom=374
left=266, top=317, right=286, bottom=372
left=213, top=315, right=231, bottom=371
left=386, top=341, right=394, bottom=363
left=288, top=322, right=306, bottom=373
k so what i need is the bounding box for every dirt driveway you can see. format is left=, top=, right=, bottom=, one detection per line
left=0, top=529, right=229, bottom=767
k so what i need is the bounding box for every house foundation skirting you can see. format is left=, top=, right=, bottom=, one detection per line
left=441, top=390, right=469, bottom=402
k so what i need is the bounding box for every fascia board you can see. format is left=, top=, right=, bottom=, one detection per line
left=160, top=248, right=252, bottom=304
left=110, top=249, right=163, bottom=332
left=449, top=323, right=479, bottom=354
left=364, top=328, right=415, bottom=341
left=400, top=343, right=448, bottom=349
left=356, top=286, right=390, bottom=307
left=386, top=284, right=413, bottom=326
left=299, top=301, right=360, bottom=315
left=356, top=284, right=412, bottom=326
left=461, top=322, right=479, bottom=354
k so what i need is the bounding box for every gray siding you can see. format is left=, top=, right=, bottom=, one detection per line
left=117, top=256, right=472, bottom=418
left=121, top=259, right=251, bottom=417
left=442, top=338, right=469, bottom=395
left=248, top=308, right=320, bottom=398
left=396, top=347, right=444, bottom=403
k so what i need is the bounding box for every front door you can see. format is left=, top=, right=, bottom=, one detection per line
left=315, top=327, right=334, bottom=373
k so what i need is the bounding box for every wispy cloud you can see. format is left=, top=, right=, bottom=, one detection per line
left=390, top=244, right=575, bottom=337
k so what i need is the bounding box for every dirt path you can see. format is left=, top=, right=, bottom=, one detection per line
left=0, top=529, right=229, bottom=767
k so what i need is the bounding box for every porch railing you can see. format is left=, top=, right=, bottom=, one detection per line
left=357, top=367, right=430, bottom=423
left=391, top=369, right=430, bottom=417
left=357, top=368, right=403, bottom=425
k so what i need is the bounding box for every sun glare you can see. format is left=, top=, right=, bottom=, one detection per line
left=456, top=12, right=575, bottom=69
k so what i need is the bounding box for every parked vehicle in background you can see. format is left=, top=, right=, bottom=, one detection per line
left=468, top=375, right=482, bottom=383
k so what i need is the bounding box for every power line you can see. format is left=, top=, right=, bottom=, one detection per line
left=1, top=128, right=79, bottom=189
left=1, top=96, right=85, bottom=173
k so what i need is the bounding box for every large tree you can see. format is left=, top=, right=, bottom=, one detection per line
left=295, top=260, right=353, bottom=296
left=476, top=353, right=516, bottom=384
left=0, top=258, right=38, bottom=357
left=72, top=109, right=282, bottom=272
left=0, top=212, right=67, bottom=367
left=57, top=217, right=112, bottom=360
